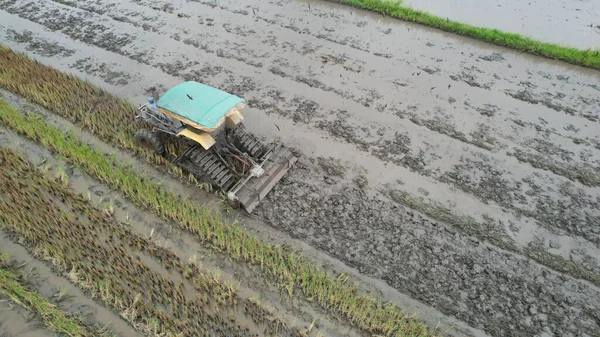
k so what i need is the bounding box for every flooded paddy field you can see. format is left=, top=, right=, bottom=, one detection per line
left=399, top=0, right=600, bottom=49
left=0, top=0, right=599, bottom=336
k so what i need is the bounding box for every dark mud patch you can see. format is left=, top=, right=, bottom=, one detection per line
left=449, top=70, right=492, bottom=89
left=320, top=53, right=347, bottom=66
left=409, top=113, right=496, bottom=151
left=504, top=89, right=579, bottom=116
left=519, top=80, right=538, bottom=89
left=53, top=0, right=107, bottom=15
left=368, top=130, right=434, bottom=176
left=525, top=138, right=575, bottom=163
left=157, top=59, right=200, bottom=78
left=371, top=143, right=431, bottom=176
left=470, top=124, right=500, bottom=151
left=290, top=96, right=321, bottom=123
left=418, top=65, right=440, bottom=74
left=478, top=52, right=505, bottom=62
left=6, top=29, right=75, bottom=57
left=509, top=148, right=600, bottom=187
left=317, top=156, right=346, bottom=178
left=182, top=63, right=230, bottom=84
left=465, top=101, right=499, bottom=117
left=317, top=110, right=371, bottom=151
left=221, top=75, right=257, bottom=97
left=440, top=155, right=523, bottom=204
left=72, top=57, right=132, bottom=86
left=222, top=23, right=256, bottom=37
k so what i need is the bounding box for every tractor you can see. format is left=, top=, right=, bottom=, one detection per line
left=134, top=81, right=297, bottom=213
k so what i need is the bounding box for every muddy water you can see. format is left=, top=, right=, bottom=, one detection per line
left=0, top=306, right=48, bottom=337
left=397, top=0, right=600, bottom=49
left=1, top=0, right=600, bottom=336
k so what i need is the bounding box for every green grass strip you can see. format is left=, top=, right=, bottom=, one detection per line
left=0, top=100, right=440, bottom=337
left=325, top=0, right=600, bottom=69
left=0, top=264, right=91, bottom=336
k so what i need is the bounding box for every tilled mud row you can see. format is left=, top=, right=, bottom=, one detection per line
left=261, top=163, right=600, bottom=337
left=1, top=0, right=599, bottom=336
left=0, top=147, right=303, bottom=337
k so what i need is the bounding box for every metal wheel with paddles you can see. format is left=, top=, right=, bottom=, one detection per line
left=134, top=129, right=165, bottom=156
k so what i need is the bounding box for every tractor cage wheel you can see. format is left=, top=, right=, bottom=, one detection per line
left=134, top=128, right=165, bottom=156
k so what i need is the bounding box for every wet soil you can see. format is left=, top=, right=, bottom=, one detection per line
left=0, top=303, right=48, bottom=337
left=1, top=0, right=600, bottom=336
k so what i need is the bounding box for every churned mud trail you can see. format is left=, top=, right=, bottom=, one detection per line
left=1, top=0, right=599, bottom=336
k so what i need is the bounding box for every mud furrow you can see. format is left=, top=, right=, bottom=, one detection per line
left=440, top=153, right=600, bottom=246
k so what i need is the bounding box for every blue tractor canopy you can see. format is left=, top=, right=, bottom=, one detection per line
left=156, top=81, right=245, bottom=129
